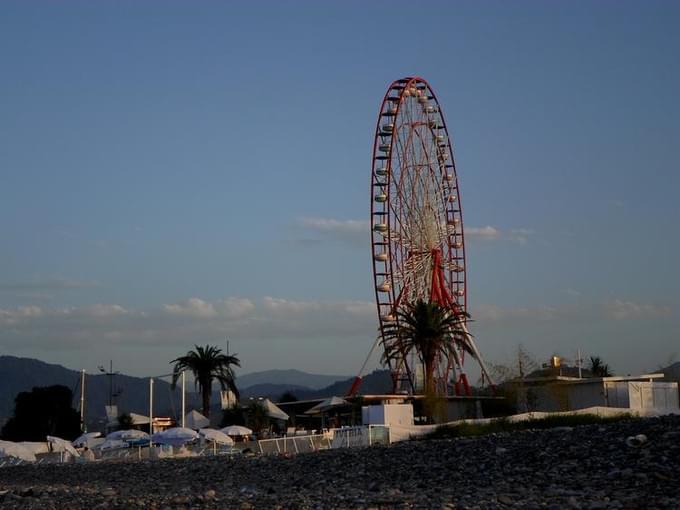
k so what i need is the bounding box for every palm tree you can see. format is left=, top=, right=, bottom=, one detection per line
left=588, top=356, right=612, bottom=377
left=171, top=345, right=240, bottom=418
left=382, top=299, right=470, bottom=395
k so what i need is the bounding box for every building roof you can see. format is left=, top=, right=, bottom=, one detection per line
left=516, top=373, right=665, bottom=385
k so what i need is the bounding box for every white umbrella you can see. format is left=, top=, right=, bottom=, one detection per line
left=221, top=425, right=253, bottom=436
left=152, top=427, right=199, bottom=446
left=47, top=436, right=80, bottom=457
left=184, top=410, right=210, bottom=429
left=0, top=440, right=37, bottom=462
left=263, top=399, right=289, bottom=420
left=72, top=431, right=102, bottom=448
left=106, top=429, right=150, bottom=441
left=199, top=428, right=234, bottom=445
left=96, top=439, right=128, bottom=451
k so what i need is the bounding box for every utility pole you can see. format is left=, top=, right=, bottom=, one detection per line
left=80, top=369, right=86, bottom=432
left=98, top=360, right=120, bottom=407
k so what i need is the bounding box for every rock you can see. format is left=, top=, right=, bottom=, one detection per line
left=568, top=496, right=582, bottom=509
left=625, top=434, right=648, bottom=447
left=551, top=426, right=574, bottom=433
left=497, top=494, right=513, bottom=505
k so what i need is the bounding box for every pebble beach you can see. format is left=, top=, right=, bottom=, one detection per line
left=1, top=415, right=678, bottom=509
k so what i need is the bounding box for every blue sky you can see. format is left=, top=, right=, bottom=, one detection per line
left=1, top=1, right=678, bottom=379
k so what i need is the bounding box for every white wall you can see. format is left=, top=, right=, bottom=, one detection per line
left=362, top=404, right=414, bottom=427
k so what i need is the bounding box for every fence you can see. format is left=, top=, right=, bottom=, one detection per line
left=255, top=434, right=331, bottom=455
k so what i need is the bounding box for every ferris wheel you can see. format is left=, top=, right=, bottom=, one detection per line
left=369, top=76, right=493, bottom=396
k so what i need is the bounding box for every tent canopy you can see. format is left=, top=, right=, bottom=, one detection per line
left=304, top=396, right=349, bottom=415
left=47, top=436, right=80, bottom=457
left=0, top=440, right=37, bottom=462
left=184, top=409, right=210, bottom=429
left=263, top=399, right=289, bottom=420
left=130, top=413, right=150, bottom=425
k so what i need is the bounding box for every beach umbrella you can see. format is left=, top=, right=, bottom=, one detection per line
left=199, top=428, right=234, bottom=445
left=221, top=425, right=253, bottom=436
left=262, top=399, right=289, bottom=421
left=184, top=410, right=210, bottom=429
left=47, top=436, right=80, bottom=457
left=72, top=431, right=102, bottom=448
left=0, top=440, right=37, bottom=462
left=106, top=429, right=150, bottom=441
left=152, top=427, right=199, bottom=446
left=96, top=439, right=128, bottom=451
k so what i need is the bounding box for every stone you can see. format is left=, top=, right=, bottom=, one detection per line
left=497, top=494, right=513, bottom=505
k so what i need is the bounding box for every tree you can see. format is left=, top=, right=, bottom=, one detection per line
left=1, top=385, right=81, bottom=441
left=382, top=299, right=469, bottom=395
left=589, top=356, right=612, bottom=377
left=278, top=391, right=298, bottom=403
left=246, top=399, right=269, bottom=435
left=220, top=405, right=246, bottom=428
left=171, top=344, right=240, bottom=418
left=117, top=413, right=134, bottom=430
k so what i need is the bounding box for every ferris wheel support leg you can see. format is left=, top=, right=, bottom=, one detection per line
left=347, top=335, right=382, bottom=397
left=461, top=322, right=496, bottom=390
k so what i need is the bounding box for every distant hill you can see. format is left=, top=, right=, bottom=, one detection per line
left=0, top=356, right=192, bottom=430
left=236, top=369, right=348, bottom=390
left=239, top=383, right=311, bottom=400
left=0, top=356, right=392, bottom=431
left=238, top=369, right=393, bottom=401
left=662, top=361, right=680, bottom=381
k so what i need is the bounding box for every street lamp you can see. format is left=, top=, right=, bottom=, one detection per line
left=98, top=360, right=121, bottom=407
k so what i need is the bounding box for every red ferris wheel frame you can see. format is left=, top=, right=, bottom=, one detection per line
left=368, top=76, right=490, bottom=396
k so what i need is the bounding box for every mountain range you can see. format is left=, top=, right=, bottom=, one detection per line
left=235, top=369, right=348, bottom=390
left=0, top=356, right=391, bottom=430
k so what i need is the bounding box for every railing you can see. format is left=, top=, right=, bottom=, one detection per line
left=255, top=434, right=331, bottom=455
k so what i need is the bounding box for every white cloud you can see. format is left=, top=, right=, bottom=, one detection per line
left=466, top=226, right=501, bottom=239
left=298, top=217, right=531, bottom=245
left=298, top=217, right=369, bottom=234
left=262, top=296, right=321, bottom=314
left=163, top=297, right=255, bottom=319
left=603, top=300, right=672, bottom=320
left=0, top=305, right=44, bottom=325
left=509, top=228, right=535, bottom=245
left=79, top=304, right=128, bottom=318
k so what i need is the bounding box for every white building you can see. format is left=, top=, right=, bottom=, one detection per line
left=516, top=373, right=679, bottom=413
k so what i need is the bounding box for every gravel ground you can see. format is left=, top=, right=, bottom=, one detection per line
left=0, top=415, right=678, bottom=509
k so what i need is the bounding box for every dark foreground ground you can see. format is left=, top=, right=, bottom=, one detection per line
left=1, top=415, right=678, bottom=509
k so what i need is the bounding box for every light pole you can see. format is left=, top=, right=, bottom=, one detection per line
left=98, top=360, right=121, bottom=407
